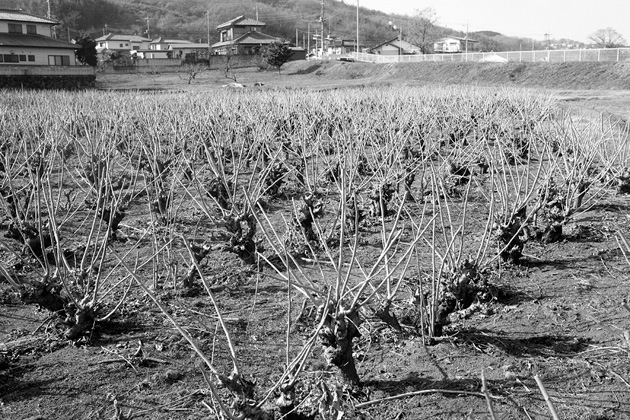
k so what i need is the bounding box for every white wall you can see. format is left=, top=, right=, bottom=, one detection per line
left=374, top=44, right=400, bottom=56
left=0, top=47, right=76, bottom=65
left=0, top=22, right=53, bottom=37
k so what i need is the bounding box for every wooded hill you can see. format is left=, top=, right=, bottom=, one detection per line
left=0, top=0, right=578, bottom=52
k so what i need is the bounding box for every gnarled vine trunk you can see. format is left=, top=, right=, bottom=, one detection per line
left=319, top=304, right=361, bottom=386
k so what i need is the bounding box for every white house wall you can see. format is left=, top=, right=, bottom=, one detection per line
left=98, top=40, right=150, bottom=52
left=376, top=44, right=400, bottom=56
left=0, top=47, right=76, bottom=65
left=103, top=40, right=131, bottom=50
left=0, top=21, right=52, bottom=37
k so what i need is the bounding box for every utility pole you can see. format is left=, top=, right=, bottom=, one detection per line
left=296, top=28, right=298, bottom=46
left=356, top=0, right=359, bottom=53
left=388, top=21, right=402, bottom=59
left=255, top=3, right=259, bottom=21
left=465, top=23, right=469, bottom=55
left=207, top=10, right=210, bottom=45
left=146, top=16, right=150, bottom=39
left=320, top=0, right=325, bottom=57
left=47, top=0, right=56, bottom=38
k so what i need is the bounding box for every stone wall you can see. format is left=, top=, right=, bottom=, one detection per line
left=99, top=55, right=264, bottom=74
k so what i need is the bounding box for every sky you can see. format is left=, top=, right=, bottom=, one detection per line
left=355, top=0, right=630, bottom=43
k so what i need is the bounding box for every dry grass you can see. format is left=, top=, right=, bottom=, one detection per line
left=96, top=60, right=630, bottom=93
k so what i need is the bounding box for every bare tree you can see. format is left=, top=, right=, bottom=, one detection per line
left=179, top=63, right=207, bottom=84
left=589, top=27, right=626, bottom=48
left=407, top=8, right=442, bottom=54
left=221, top=54, right=240, bottom=82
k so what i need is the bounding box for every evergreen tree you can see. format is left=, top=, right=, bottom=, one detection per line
left=263, top=42, right=293, bottom=73
left=75, top=34, right=98, bottom=67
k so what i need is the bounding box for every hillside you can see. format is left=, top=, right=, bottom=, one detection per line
left=0, top=0, right=402, bottom=46
left=0, top=0, right=575, bottom=52
left=285, top=60, right=630, bottom=90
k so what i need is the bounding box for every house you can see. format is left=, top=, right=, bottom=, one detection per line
left=136, top=49, right=169, bottom=59
left=149, top=37, right=191, bottom=51
left=369, top=38, right=422, bottom=56
left=433, top=37, right=479, bottom=53
left=0, top=8, right=79, bottom=66
left=95, top=34, right=151, bottom=53
left=288, top=47, right=306, bottom=61
left=211, top=15, right=281, bottom=55
left=135, top=37, right=193, bottom=59
left=169, top=43, right=210, bottom=61
left=329, top=39, right=363, bottom=55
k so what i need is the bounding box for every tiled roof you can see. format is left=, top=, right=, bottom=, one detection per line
left=211, top=31, right=279, bottom=48
left=370, top=38, right=422, bottom=52
left=150, top=38, right=191, bottom=44
left=95, top=34, right=151, bottom=43
left=216, top=15, right=265, bottom=30
left=0, top=33, right=77, bottom=49
left=169, top=43, right=208, bottom=49
left=0, top=8, right=57, bottom=24
left=435, top=36, right=478, bottom=43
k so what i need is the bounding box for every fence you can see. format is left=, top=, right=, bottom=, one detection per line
left=351, top=47, right=630, bottom=64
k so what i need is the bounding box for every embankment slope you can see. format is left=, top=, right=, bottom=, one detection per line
left=284, top=60, right=630, bottom=90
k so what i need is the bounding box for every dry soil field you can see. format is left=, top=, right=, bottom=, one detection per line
left=1, top=61, right=630, bottom=420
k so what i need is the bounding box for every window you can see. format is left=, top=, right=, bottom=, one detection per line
left=3, top=54, right=19, bottom=63
left=19, top=55, right=26, bottom=61
left=28, top=55, right=35, bottom=62
left=48, top=55, right=70, bottom=66
left=99, top=42, right=104, bottom=47
left=26, top=24, right=37, bottom=34
left=119, top=43, right=123, bottom=48
left=0, top=55, right=3, bottom=63
left=8, top=23, right=22, bottom=34
left=132, top=45, right=139, bottom=50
